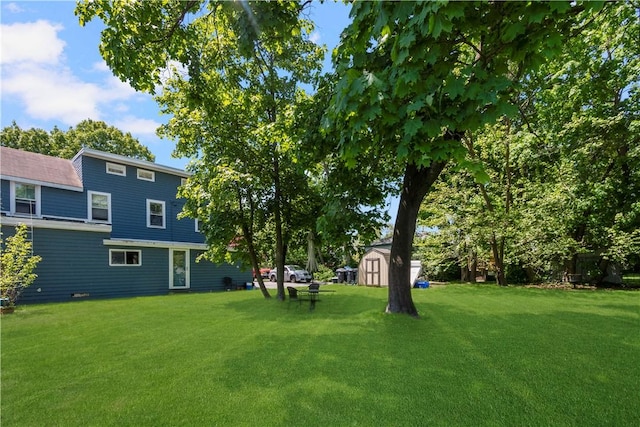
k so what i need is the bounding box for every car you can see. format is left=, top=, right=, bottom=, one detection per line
left=269, top=265, right=312, bottom=283
left=253, top=268, right=271, bottom=279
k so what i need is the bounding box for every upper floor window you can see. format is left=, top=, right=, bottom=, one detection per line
left=12, top=182, right=40, bottom=216
left=147, top=199, right=165, bottom=228
left=88, top=191, right=111, bottom=223
left=106, top=162, right=126, bottom=176
left=137, top=169, right=155, bottom=182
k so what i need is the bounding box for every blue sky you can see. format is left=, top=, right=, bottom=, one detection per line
left=0, top=0, right=352, bottom=170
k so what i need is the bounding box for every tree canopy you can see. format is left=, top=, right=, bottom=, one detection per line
left=417, top=1, right=640, bottom=285
left=327, top=1, right=604, bottom=315
left=0, top=119, right=154, bottom=161
left=77, top=0, right=327, bottom=299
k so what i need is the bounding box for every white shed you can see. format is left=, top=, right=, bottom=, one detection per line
left=358, top=248, right=422, bottom=287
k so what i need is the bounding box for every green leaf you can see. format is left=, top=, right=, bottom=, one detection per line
left=501, top=21, right=525, bottom=43
left=404, top=117, right=423, bottom=139
left=445, top=76, right=465, bottom=100
left=407, top=99, right=425, bottom=114
left=398, top=31, right=416, bottom=49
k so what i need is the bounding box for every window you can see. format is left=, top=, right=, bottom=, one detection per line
left=88, top=191, right=111, bottom=222
left=109, top=250, right=141, bottom=266
left=181, top=178, right=187, bottom=186
left=137, top=169, right=155, bottom=182
left=195, top=219, right=202, bottom=232
left=106, top=162, right=126, bottom=176
left=14, top=183, right=38, bottom=215
left=147, top=199, right=165, bottom=228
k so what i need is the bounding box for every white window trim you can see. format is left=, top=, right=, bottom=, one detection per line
left=137, top=168, right=155, bottom=182
left=146, top=199, right=166, bottom=229
left=169, top=248, right=190, bottom=289
left=10, top=181, right=41, bottom=217
left=109, top=249, right=142, bottom=266
left=88, top=191, right=112, bottom=223
left=195, top=218, right=201, bottom=233
left=106, top=162, right=126, bottom=176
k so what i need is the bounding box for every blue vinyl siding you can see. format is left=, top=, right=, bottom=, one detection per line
left=1, top=179, right=85, bottom=218
left=80, top=156, right=202, bottom=243
left=13, top=227, right=250, bottom=304
left=18, top=227, right=112, bottom=303
left=0, top=179, right=9, bottom=211
left=189, top=250, right=252, bottom=292
left=41, top=186, right=85, bottom=218
left=3, top=150, right=253, bottom=305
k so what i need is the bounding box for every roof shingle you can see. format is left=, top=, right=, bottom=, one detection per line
left=0, top=146, right=83, bottom=190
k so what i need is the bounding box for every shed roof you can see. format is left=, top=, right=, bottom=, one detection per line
left=0, top=146, right=83, bottom=191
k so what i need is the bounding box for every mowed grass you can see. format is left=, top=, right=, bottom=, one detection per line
left=2, top=285, right=639, bottom=426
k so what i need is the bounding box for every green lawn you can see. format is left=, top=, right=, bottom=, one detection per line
left=2, top=285, right=639, bottom=426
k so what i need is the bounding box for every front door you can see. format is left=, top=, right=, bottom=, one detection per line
left=170, top=249, right=190, bottom=289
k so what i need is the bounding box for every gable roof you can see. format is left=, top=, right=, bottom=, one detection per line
left=0, top=146, right=83, bottom=191
left=363, top=247, right=391, bottom=258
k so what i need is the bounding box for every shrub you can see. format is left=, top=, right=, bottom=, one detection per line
left=1, top=224, right=42, bottom=307
left=314, top=265, right=337, bottom=282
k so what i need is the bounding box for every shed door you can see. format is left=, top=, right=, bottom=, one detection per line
left=366, top=258, right=380, bottom=286
left=170, top=249, right=190, bottom=289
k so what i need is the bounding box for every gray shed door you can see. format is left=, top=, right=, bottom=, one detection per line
left=365, top=258, right=380, bottom=286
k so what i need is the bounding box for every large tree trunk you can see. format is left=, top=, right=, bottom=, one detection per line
left=387, top=161, right=447, bottom=316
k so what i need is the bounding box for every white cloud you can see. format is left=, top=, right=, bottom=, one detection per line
left=310, top=31, right=321, bottom=44
left=0, top=19, right=151, bottom=127
left=91, top=61, right=110, bottom=72
left=3, top=63, right=102, bottom=124
left=113, top=116, right=162, bottom=136
left=4, top=3, right=25, bottom=14
left=0, top=20, right=65, bottom=65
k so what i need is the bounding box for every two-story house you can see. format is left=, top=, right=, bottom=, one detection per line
left=0, top=146, right=250, bottom=304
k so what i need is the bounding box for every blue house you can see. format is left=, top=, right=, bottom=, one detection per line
left=0, top=146, right=250, bottom=303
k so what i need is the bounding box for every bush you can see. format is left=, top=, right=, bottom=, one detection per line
left=1, top=224, right=42, bottom=307
left=314, top=265, right=337, bottom=282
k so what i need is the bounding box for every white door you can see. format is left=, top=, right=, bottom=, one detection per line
left=170, top=249, right=190, bottom=289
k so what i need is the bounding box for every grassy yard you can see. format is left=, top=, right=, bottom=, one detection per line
left=2, top=285, right=639, bottom=426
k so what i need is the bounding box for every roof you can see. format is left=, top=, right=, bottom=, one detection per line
left=0, top=146, right=83, bottom=191
left=363, top=248, right=391, bottom=256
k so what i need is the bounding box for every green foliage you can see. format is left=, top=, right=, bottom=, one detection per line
left=329, top=1, right=598, bottom=170
left=417, top=2, right=639, bottom=284
left=326, top=1, right=602, bottom=308
left=76, top=1, right=327, bottom=298
left=0, top=225, right=42, bottom=307
left=312, top=264, right=336, bottom=283
left=0, top=119, right=154, bottom=161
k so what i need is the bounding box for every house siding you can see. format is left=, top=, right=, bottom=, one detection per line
left=0, top=179, right=9, bottom=211
left=41, top=186, right=85, bottom=218
left=2, top=148, right=251, bottom=305
left=17, top=227, right=112, bottom=303
left=80, top=156, right=201, bottom=243
left=15, top=227, right=251, bottom=303
left=189, top=250, right=249, bottom=292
